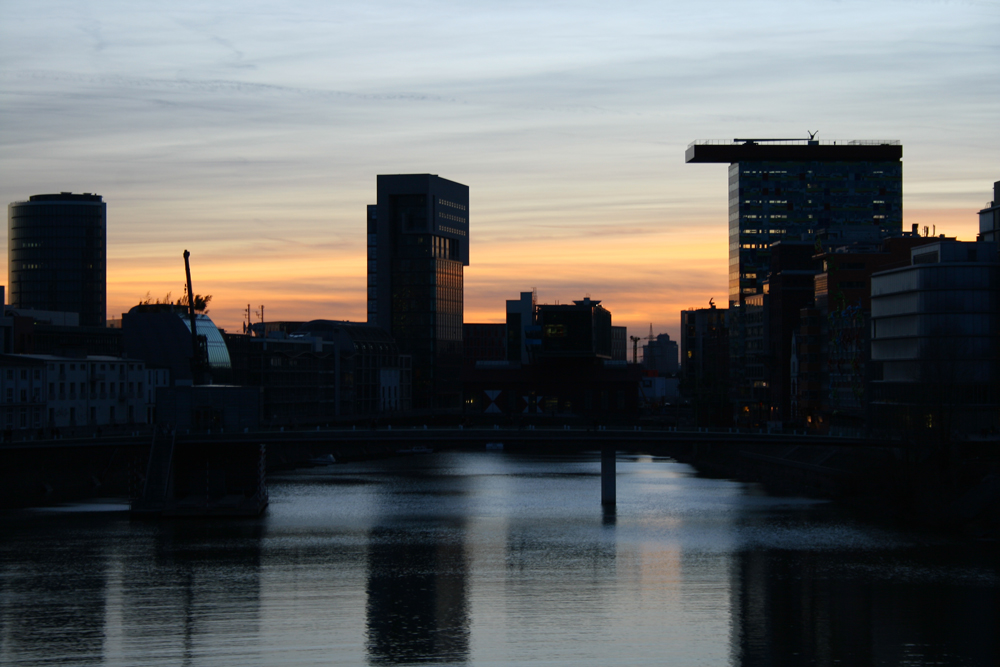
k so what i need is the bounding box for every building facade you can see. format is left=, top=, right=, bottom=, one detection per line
left=463, top=323, right=506, bottom=367
left=0, top=354, right=147, bottom=433
left=368, top=174, right=469, bottom=410
left=870, top=240, right=1000, bottom=437
left=8, top=193, right=107, bottom=326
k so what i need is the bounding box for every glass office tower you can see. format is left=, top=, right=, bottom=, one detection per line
left=8, top=193, right=107, bottom=326
left=369, top=174, right=469, bottom=410
left=686, top=140, right=902, bottom=305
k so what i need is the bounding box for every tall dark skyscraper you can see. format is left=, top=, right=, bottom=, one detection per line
left=8, top=192, right=107, bottom=326
left=685, top=139, right=903, bottom=305
left=368, top=174, right=469, bottom=410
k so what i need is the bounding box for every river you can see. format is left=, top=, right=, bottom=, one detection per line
left=1, top=451, right=997, bottom=666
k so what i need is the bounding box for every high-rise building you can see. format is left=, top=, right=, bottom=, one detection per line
left=368, top=174, right=469, bottom=410
left=685, top=138, right=902, bottom=306
left=8, top=193, right=107, bottom=326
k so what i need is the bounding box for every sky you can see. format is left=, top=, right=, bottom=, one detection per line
left=1, top=0, right=998, bottom=340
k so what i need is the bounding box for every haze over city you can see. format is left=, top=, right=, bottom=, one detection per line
left=2, top=0, right=997, bottom=337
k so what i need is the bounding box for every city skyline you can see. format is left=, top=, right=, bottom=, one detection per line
left=2, top=1, right=997, bottom=339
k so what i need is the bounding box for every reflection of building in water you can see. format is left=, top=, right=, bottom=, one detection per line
left=365, top=525, right=469, bottom=664
left=110, top=522, right=264, bottom=663
left=729, top=547, right=999, bottom=666
left=0, top=533, right=106, bottom=663
left=0, top=520, right=265, bottom=665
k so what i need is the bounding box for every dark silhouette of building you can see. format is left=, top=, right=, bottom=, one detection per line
left=8, top=193, right=107, bottom=326
left=225, top=320, right=409, bottom=426
left=685, top=138, right=902, bottom=306
left=680, top=303, right=729, bottom=425
left=123, top=304, right=231, bottom=386
left=534, top=297, right=612, bottom=360
left=505, top=291, right=536, bottom=363
left=463, top=296, right=641, bottom=418
left=793, top=231, right=941, bottom=432
left=642, top=332, right=678, bottom=375
left=611, top=325, right=627, bottom=361
left=463, top=323, right=506, bottom=367
left=979, top=180, right=1000, bottom=248
left=368, top=175, right=469, bottom=411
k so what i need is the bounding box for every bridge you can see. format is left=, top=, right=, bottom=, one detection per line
left=174, top=425, right=880, bottom=449
left=1, top=426, right=892, bottom=516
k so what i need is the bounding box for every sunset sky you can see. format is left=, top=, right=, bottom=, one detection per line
left=2, top=0, right=997, bottom=340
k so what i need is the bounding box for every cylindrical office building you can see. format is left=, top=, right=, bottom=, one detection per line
left=8, top=193, right=107, bottom=326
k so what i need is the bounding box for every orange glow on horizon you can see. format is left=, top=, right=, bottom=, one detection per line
left=104, top=205, right=985, bottom=341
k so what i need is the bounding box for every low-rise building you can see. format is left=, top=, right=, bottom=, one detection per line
left=0, top=354, right=148, bottom=432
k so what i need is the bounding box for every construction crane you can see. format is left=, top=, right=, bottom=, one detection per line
left=183, top=250, right=209, bottom=384
left=630, top=335, right=641, bottom=364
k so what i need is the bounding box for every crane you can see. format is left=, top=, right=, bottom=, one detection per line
left=183, top=250, right=209, bottom=384
left=630, top=335, right=641, bottom=364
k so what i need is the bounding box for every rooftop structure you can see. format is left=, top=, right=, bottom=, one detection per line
left=685, top=139, right=902, bottom=163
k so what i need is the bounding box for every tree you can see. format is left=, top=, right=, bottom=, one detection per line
left=176, top=293, right=212, bottom=314
left=138, top=291, right=172, bottom=305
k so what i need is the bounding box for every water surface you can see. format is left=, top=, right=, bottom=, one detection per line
left=1, top=451, right=996, bottom=666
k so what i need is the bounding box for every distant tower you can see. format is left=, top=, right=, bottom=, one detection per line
left=368, top=174, right=470, bottom=410
left=686, top=138, right=903, bottom=306
left=8, top=193, right=107, bottom=326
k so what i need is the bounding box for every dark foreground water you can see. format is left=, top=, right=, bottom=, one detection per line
left=1, top=451, right=997, bottom=666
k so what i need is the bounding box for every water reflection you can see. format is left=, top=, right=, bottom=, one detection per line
left=366, top=524, right=469, bottom=664
left=0, top=525, right=106, bottom=665
left=361, top=458, right=471, bottom=664
left=0, top=454, right=997, bottom=666
left=731, top=544, right=1000, bottom=666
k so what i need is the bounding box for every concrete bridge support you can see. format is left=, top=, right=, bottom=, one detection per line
left=601, top=445, right=616, bottom=506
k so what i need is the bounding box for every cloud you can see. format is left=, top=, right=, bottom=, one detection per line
left=2, top=0, right=998, bottom=341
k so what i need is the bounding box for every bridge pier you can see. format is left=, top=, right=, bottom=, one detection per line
left=601, top=445, right=616, bottom=506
